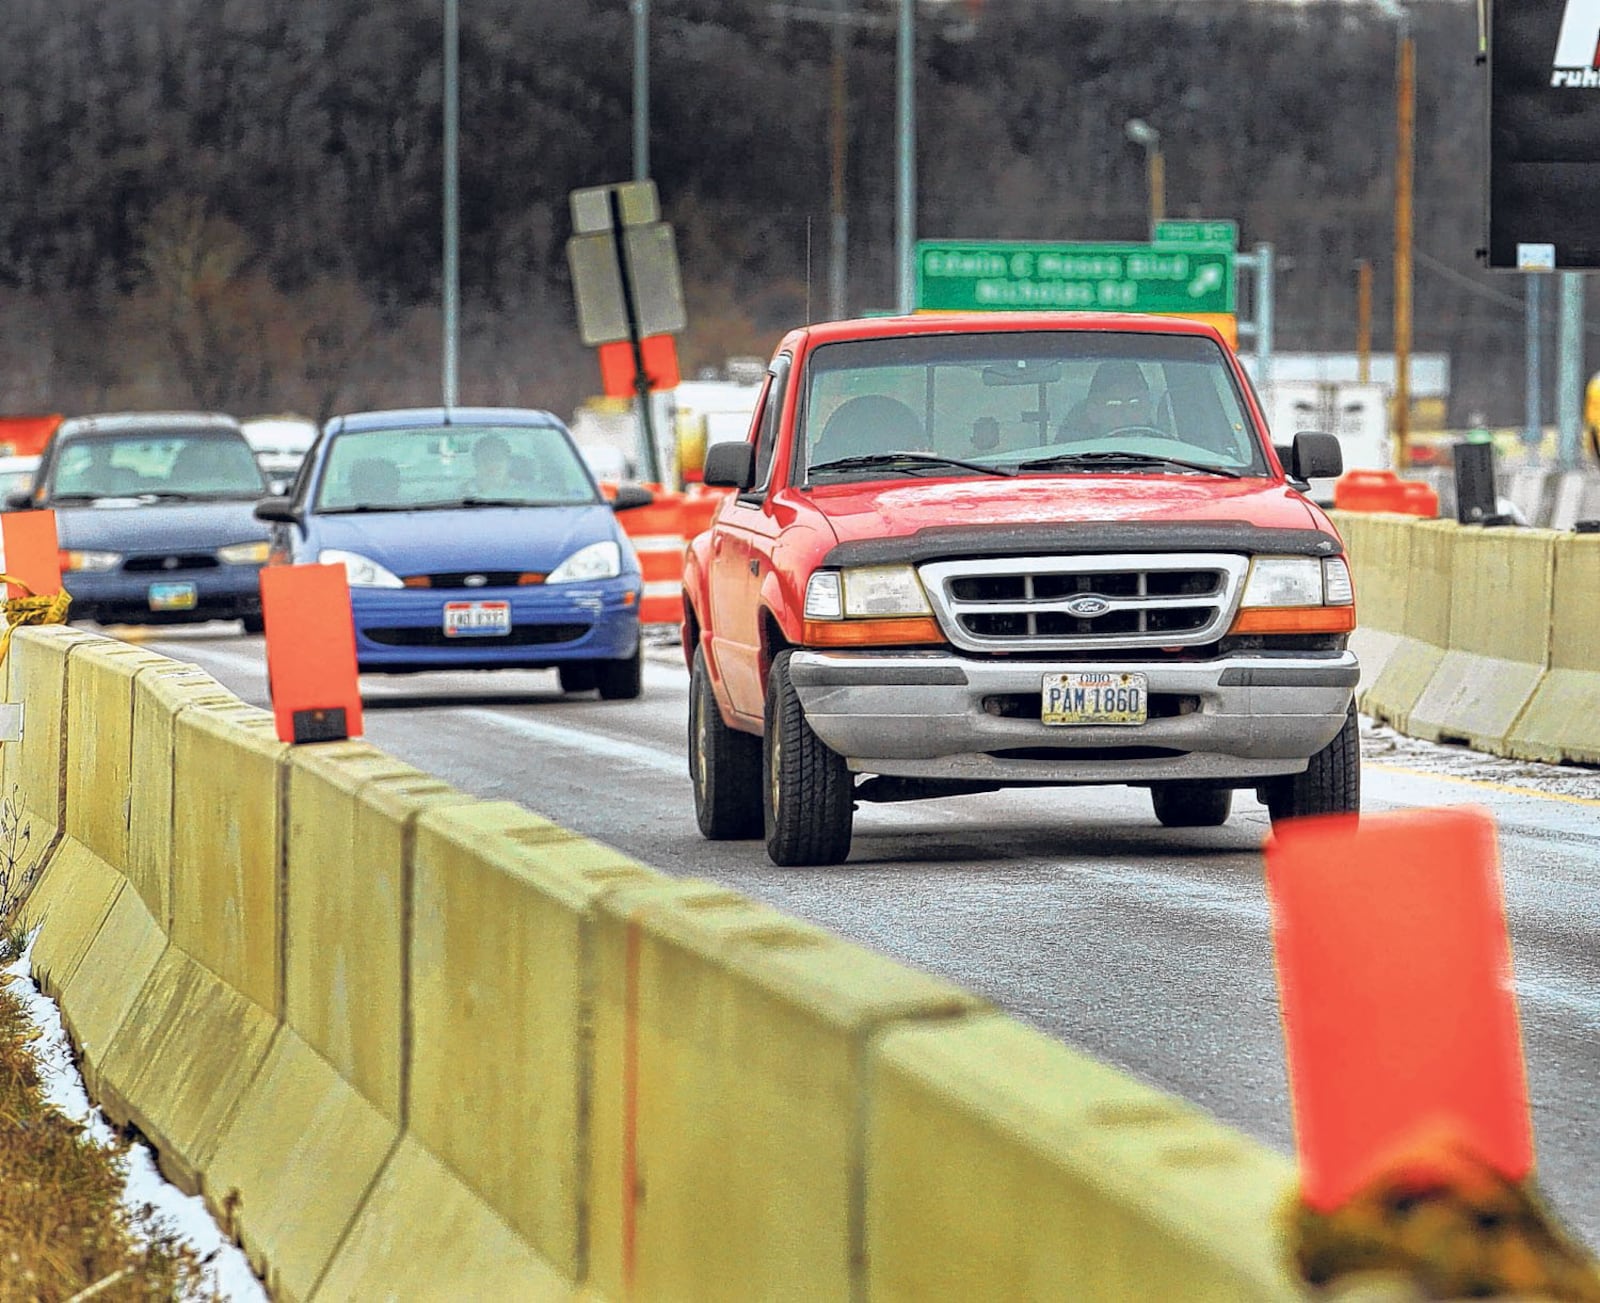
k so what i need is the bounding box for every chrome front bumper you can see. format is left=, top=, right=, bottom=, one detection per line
left=786, top=649, right=1359, bottom=786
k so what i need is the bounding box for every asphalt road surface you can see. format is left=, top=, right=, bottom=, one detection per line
left=130, top=623, right=1600, bottom=1243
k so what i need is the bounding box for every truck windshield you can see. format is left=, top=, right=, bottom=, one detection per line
left=801, top=331, right=1268, bottom=479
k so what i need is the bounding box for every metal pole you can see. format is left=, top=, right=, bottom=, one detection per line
left=1394, top=26, right=1414, bottom=470
left=829, top=0, right=849, bottom=321
left=1255, top=242, right=1275, bottom=393
left=633, top=0, right=649, bottom=181
left=1148, top=147, right=1165, bottom=227
left=1356, top=260, right=1373, bottom=383
left=1557, top=271, right=1584, bottom=469
left=442, top=0, right=459, bottom=408
left=895, top=0, right=915, bottom=314
left=1525, top=273, right=1543, bottom=452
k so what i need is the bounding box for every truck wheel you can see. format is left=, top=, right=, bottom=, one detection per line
left=764, top=650, right=853, bottom=866
left=596, top=646, right=643, bottom=700
left=558, top=663, right=597, bottom=694
left=689, top=647, right=763, bottom=839
left=1150, top=783, right=1232, bottom=828
left=1262, top=703, right=1360, bottom=824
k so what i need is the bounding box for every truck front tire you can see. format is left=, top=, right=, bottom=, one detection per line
left=764, top=650, right=853, bottom=866
left=1261, top=702, right=1360, bottom=824
left=689, top=647, right=762, bottom=839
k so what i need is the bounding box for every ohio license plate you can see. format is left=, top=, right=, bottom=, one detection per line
left=147, top=581, right=197, bottom=612
left=1042, top=671, right=1148, bottom=726
left=443, top=600, right=511, bottom=638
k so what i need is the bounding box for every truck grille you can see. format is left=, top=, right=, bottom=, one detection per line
left=918, top=553, right=1249, bottom=652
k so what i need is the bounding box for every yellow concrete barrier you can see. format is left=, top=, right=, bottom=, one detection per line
left=204, top=746, right=475, bottom=1302
left=1507, top=534, right=1600, bottom=764
left=1361, top=519, right=1457, bottom=733
left=1329, top=509, right=1417, bottom=693
left=1407, top=527, right=1560, bottom=751
left=584, top=886, right=985, bottom=1302
left=865, top=1013, right=1302, bottom=1300
left=94, top=700, right=287, bottom=1195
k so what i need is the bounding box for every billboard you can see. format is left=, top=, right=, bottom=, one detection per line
left=1488, top=0, right=1600, bottom=268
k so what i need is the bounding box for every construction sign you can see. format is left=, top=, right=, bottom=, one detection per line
left=259, top=563, right=363, bottom=745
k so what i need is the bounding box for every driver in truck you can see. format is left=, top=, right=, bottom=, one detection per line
left=1058, top=360, right=1153, bottom=442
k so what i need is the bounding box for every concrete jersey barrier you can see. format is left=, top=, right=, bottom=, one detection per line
left=8, top=624, right=1336, bottom=1299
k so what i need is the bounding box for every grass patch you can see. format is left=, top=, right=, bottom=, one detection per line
left=0, top=975, right=220, bottom=1301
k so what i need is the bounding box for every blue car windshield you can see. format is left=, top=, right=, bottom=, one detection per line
left=316, top=425, right=600, bottom=512
left=51, top=434, right=265, bottom=500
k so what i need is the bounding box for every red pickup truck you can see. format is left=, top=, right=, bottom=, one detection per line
left=682, top=313, right=1357, bottom=866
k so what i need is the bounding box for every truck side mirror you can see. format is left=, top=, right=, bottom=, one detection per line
left=1289, top=431, right=1343, bottom=482
left=703, top=442, right=756, bottom=491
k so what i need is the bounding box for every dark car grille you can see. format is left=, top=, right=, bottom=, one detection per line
left=919, top=553, right=1248, bottom=652
left=123, top=553, right=221, bottom=573
left=363, top=623, right=590, bottom=648
left=404, top=572, right=534, bottom=588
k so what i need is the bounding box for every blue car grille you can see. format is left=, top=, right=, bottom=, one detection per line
left=123, top=553, right=220, bottom=572
left=363, top=623, right=590, bottom=648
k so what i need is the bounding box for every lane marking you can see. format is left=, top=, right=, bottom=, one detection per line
left=1367, top=761, right=1600, bottom=809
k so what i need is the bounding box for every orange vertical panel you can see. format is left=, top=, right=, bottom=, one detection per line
left=259, top=563, right=364, bottom=744
left=2, top=509, right=63, bottom=597
left=1265, top=807, right=1532, bottom=1212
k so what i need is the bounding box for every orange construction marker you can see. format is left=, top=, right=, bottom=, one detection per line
left=1265, top=808, right=1532, bottom=1212
left=2, top=510, right=63, bottom=598
left=259, top=563, right=363, bottom=745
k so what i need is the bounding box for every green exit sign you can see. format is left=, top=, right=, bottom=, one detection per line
left=916, top=241, right=1236, bottom=315
left=1152, top=219, right=1238, bottom=250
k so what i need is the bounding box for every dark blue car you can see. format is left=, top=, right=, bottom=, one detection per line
left=256, top=407, right=650, bottom=696
left=16, top=412, right=272, bottom=629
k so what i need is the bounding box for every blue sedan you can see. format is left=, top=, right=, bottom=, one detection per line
left=255, top=408, right=649, bottom=697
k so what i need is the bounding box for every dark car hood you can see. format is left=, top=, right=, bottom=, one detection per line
left=54, top=498, right=268, bottom=553
left=308, top=504, right=627, bottom=573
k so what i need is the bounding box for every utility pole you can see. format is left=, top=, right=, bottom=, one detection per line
left=1558, top=272, right=1585, bottom=469
left=442, top=0, right=459, bottom=408
left=1393, top=17, right=1414, bottom=470
left=895, top=0, right=915, bottom=314
left=633, top=0, right=649, bottom=181
left=1356, top=260, right=1372, bottom=384
left=829, top=0, right=849, bottom=320
left=1525, top=273, right=1543, bottom=451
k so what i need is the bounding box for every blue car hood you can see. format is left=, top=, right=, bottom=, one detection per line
left=309, top=504, right=631, bottom=575
left=55, top=499, right=267, bottom=553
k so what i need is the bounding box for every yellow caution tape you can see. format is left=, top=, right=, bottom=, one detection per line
left=0, top=573, right=70, bottom=673
left=1290, top=1140, right=1600, bottom=1300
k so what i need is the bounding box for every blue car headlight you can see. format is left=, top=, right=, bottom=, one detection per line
left=547, top=541, right=622, bottom=584
left=318, top=549, right=404, bottom=588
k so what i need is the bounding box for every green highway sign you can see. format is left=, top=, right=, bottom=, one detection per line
left=916, top=240, right=1236, bottom=315
left=1152, top=219, right=1238, bottom=250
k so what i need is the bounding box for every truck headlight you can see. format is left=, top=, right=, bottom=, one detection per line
left=318, top=549, right=404, bottom=588
left=1240, top=557, right=1324, bottom=608
left=805, top=565, right=930, bottom=619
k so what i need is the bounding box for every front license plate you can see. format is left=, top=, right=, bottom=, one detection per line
left=1042, top=671, right=1148, bottom=726
left=147, top=581, right=197, bottom=612
left=443, top=600, right=511, bottom=638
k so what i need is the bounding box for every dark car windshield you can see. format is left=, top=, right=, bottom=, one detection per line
left=49, top=432, right=266, bottom=501
left=801, top=331, right=1267, bottom=479
left=315, top=425, right=600, bottom=512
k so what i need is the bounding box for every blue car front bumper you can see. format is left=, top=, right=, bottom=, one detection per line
left=64, top=564, right=264, bottom=624
left=349, top=579, right=641, bottom=672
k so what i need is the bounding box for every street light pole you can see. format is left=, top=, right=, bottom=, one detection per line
left=1394, top=19, right=1414, bottom=470
left=442, top=0, right=459, bottom=409
left=829, top=0, right=849, bottom=320
left=895, top=0, right=915, bottom=315
left=1124, top=118, right=1163, bottom=235
left=633, top=0, right=649, bottom=181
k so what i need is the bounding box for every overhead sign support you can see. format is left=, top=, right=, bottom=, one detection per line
left=567, top=180, right=687, bottom=485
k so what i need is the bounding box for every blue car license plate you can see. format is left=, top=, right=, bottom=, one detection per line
left=443, top=600, right=511, bottom=638
left=148, top=581, right=198, bottom=612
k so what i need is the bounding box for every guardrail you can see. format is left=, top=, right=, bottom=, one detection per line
left=3, top=625, right=1316, bottom=1300
left=1334, top=510, right=1600, bottom=764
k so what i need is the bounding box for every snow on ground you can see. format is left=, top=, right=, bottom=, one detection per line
left=1361, top=714, right=1600, bottom=803
left=3, top=937, right=269, bottom=1302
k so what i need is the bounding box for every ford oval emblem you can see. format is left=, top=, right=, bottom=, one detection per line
left=463, top=573, right=488, bottom=588
left=1064, top=594, right=1111, bottom=618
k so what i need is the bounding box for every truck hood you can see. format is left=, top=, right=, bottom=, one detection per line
left=807, top=475, right=1322, bottom=544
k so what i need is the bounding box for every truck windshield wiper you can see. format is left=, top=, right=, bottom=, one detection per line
left=809, top=452, right=1016, bottom=478
left=1016, top=451, right=1243, bottom=479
